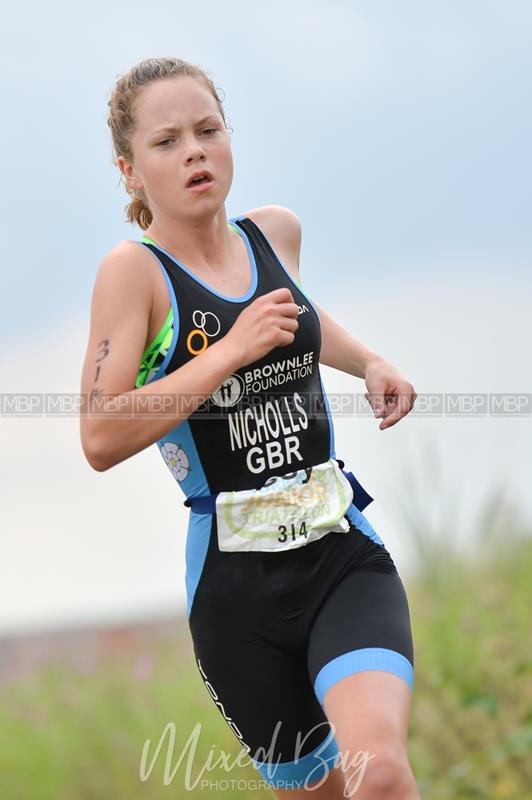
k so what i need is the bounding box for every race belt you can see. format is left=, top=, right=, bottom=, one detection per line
left=183, top=458, right=374, bottom=553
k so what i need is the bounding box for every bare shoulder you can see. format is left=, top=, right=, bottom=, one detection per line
left=242, top=204, right=302, bottom=248
left=98, top=239, right=155, bottom=284
left=241, top=205, right=302, bottom=278
left=94, top=239, right=162, bottom=313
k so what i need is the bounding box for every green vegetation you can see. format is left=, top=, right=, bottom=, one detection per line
left=406, top=521, right=532, bottom=799
left=1, top=489, right=530, bottom=799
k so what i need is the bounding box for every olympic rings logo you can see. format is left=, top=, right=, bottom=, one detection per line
left=186, top=309, right=222, bottom=355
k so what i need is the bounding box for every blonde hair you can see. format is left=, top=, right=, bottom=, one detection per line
left=107, top=57, right=230, bottom=230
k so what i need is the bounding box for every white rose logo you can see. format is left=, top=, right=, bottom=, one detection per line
left=160, top=442, right=190, bottom=481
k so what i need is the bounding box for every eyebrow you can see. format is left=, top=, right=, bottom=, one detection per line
left=146, top=115, right=220, bottom=141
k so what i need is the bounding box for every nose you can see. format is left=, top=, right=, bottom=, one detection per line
left=184, top=137, right=207, bottom=165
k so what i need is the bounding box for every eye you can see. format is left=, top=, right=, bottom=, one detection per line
left=156, top=127, right=219, bottom=147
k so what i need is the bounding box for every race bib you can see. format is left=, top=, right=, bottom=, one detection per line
left=215, top=458, right=354, bottom=552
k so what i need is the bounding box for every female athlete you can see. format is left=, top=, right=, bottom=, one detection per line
left=80, top=57, right=420, bottom=798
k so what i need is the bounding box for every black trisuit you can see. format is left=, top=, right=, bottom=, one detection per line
left=134, top=215, right=414, bottom=790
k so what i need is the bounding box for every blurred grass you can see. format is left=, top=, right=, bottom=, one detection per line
left=407, top=527, right=532, bottom=799
left=1, top=465, right=531, bottom=799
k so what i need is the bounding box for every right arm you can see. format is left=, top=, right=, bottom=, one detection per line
left=79, top=245, right=300, bottom=471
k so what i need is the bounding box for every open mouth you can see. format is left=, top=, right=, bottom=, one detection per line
left=186, top=174, right=214, bottom=193
left=186, top=170, right=214, bottom=188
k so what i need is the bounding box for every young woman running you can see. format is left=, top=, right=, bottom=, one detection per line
left=80, top=57, right=419, bottom=798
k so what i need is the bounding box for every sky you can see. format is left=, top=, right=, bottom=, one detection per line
left=0, top=0, right=531, bottom=635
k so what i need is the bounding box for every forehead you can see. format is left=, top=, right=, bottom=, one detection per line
left=135, top=76, right=219, bottom=132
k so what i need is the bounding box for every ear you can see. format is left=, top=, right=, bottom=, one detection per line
left=117, top=155, right=143, bottom=191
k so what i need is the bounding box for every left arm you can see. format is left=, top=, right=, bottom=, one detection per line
left=311, top=298, right=417, bottom=430
left=247, top=205, right=417, bottom=430
left=311, top=299, right=383, bottom=379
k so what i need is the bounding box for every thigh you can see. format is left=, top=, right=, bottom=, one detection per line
left=306, top=555, right=417, bottom=795
left=320, top=672, right=418, bottom=800
left=189, top=626, right=341, bottom=791
left=307, top=553, right=415, bottom=708
left=187, top=516, right=344, bottom=791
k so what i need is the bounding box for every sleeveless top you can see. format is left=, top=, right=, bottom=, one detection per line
left=132, top=215, right=339, bottom=498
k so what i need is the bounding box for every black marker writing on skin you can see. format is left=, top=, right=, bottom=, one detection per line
left=94, top=338, right=110, bottom=381
left=90, top=338, right=110, bottom=409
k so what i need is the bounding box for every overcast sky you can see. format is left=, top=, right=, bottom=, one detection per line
left=1, top=0, right=530, bottom=635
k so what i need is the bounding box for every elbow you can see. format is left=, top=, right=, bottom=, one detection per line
left=81, top=433, right=112, bottom=472
left=89, top=454, right=111, bottom=473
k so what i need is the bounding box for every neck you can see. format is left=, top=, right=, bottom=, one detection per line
left=144, top=210, right=238, bottom=271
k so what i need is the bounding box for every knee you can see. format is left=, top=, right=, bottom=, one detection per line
left=350, top=746, right=416, bottom=799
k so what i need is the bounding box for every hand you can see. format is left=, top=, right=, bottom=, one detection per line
left=223, top=288, right=300, bottom=369
left=364, top=359, right=417, bottom=430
